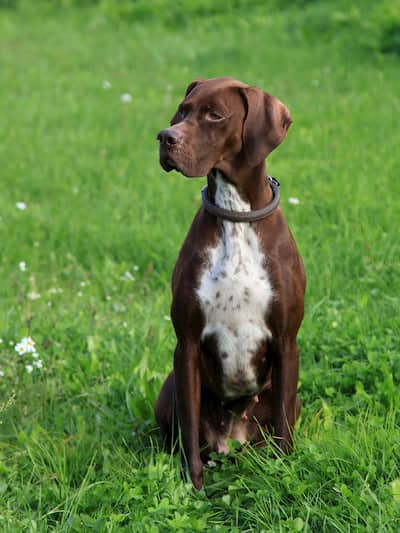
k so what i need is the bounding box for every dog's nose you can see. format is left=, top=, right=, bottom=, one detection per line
left=157, top=128, right=181, bottom=146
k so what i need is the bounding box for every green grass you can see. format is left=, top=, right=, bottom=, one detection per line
left=0, top=1, right=399, bottom=531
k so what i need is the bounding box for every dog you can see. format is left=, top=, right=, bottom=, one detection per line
left=155, top=77, right=306, bottom=489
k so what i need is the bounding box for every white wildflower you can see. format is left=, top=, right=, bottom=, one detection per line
left=102, top=80, right=112, bottom=90
left=120, top=93, right=132, bottom=103
left=15, top=343, right=27, bottom=356
left=16, top=202, right=27, bottom=210
left=80, top=281, right=86, bottom=287
left=332, top=321, right=338, bottom=328
left=21, top=337, right=36, bottom=353
left=163, top=315, right=171, bottom=321
left=19, top=261, right=27, bottom=272
left=133, top=265, right=139, bottom=271
left=121, top=271, right=135, bottom=281
left=48, top=287, right=63, bottom=294
left=31, top=352, right=39, bottom=359
left=77, top=291, right=83, bottom=297
left=27, top=292, right=41, bottom=300
left=0, top=338, right=3, bottom=343
left=0, top=369, right=4, bottom=377
left=33, top=359, right=43, bottom=369
left=25, top=364, right=33, bottom=373
left=288, top=197, right=300, bottom=205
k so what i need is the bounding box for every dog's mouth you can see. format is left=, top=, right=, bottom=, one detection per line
left=160, top=155, right=179, bottom=173
left=159, top=146, right=181, bottom=173
left=159, top=145, right=213, bottom=178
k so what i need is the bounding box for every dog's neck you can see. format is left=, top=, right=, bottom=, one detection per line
left=207, top=164, right=273, bottom=211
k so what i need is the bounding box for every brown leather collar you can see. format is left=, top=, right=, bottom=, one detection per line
left=201, top=176, right=280, bottom=222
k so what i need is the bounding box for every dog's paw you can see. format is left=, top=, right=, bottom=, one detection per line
left=190, top=463, right=204, bottom=490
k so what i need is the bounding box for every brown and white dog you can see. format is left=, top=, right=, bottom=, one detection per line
left=155, top=77, right=306, bottom=489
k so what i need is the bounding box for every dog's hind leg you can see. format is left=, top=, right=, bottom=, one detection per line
left=154, top=370, right=178, bottom=449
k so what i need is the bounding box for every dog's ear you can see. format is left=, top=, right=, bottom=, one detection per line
left=239, top=86, right=292, bottom=166
left=184, top=78, right=205, bottom=98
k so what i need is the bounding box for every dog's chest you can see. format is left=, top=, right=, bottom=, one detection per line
left=196, top=174, right=273, bottom=398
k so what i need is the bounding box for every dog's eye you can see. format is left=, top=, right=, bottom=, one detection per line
left=177, top=109, right=186, bottom=120
left=206, top=111, right=224, bottom=121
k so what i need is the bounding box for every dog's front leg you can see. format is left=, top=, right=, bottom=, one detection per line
left=272, top=340, right=299, bottom=454
left=174, top=340, right=203, bottom=489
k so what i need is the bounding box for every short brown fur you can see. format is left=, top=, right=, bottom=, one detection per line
left=155, top=77, right=306, bottom=489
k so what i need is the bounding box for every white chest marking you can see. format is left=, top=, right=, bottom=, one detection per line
left=196, top=172, right=273, bottom=398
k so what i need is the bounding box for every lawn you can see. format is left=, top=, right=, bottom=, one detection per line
left=0, top=1, right=399, bottom=531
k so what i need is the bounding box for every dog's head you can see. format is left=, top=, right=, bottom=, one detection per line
left=157, top=77, right=292, bottom=178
